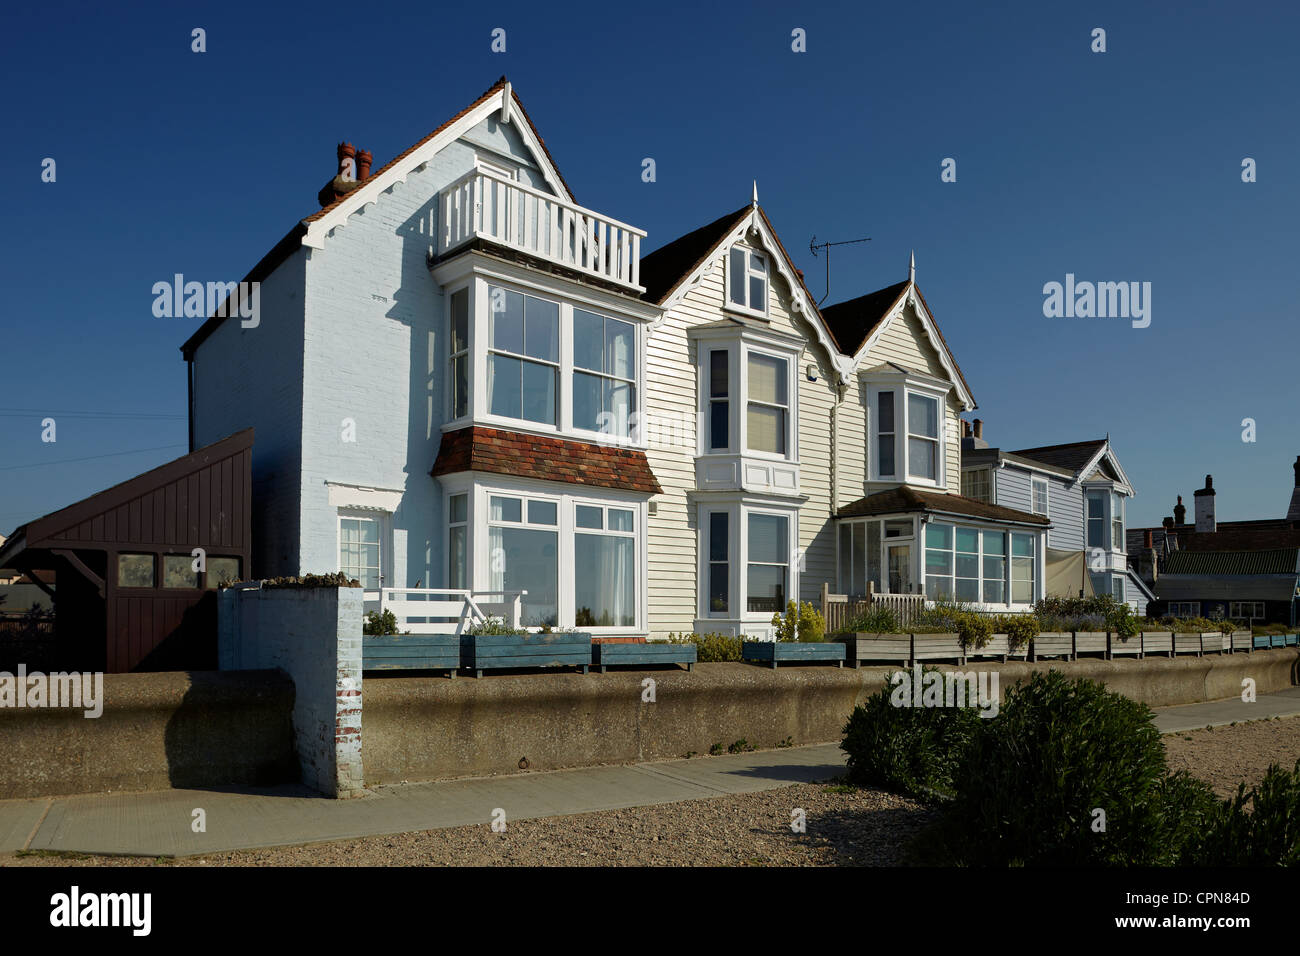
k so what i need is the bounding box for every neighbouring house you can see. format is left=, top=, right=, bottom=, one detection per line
left=181, top=77, right=1054, bottom=641
left=960, top=431, right=1151, bottom=614
left=0, top=430, right=252, bottom=671
left=1128, top=462, right=1300, bottom=624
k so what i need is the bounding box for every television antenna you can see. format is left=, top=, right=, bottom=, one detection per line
left=809, top=235, right=871, bottom=306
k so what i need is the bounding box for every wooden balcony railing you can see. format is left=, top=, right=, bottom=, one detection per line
left=439, top=170, right=645, bottom=293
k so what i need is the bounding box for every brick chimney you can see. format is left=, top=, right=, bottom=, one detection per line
left=1288, top=455, right=1300, bottom=522
left=317, top=141, right=364, bottom=208
left=962, top=420, right=972, bottom=438
left=1193, top=475, right=1216, bottom=532
left=1173, top=495, right=1186, bottom=526
left=973, top=419, right=983, bottom=439
left=1143, top=529, right=1153, bottom=549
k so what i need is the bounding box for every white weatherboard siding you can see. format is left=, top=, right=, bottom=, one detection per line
left=645, top=257, right=840, bottom=638
left=191, top=250, right=308, bottom=578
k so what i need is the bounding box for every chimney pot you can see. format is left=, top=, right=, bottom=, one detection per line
left=1162, top=516, right=1174, bottom=530
left=337, top=142, right=356, bottom=181
left=1173, top=495, right=1186, bottom=525
left=962, top=420, right=972, bottom=438
left=356, top=148, right=373, bottom=181
left=1144, top=529, right=1153, bottom=548
left=973, top=419, right=983, bottom=439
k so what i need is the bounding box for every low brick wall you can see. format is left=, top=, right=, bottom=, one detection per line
left=0, top=670, right=296, bottom=800
left=362, top=650, right=1299, bottom=785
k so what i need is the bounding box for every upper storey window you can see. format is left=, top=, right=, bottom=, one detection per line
left=727, top=246, right=768, bottom=317
left=698, top=338, right=798, bottom=462
left=866, top=376, right=948, bottom=487
left=488, top=287, right=558, bottom=425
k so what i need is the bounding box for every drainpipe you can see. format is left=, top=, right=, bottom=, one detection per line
left=186, top=357, right=195, bottom=452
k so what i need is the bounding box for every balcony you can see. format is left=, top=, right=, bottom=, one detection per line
left=439, top=169, right=645, bottom=294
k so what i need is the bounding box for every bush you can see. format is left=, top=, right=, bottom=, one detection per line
left=771, top=600, right=825, bottom=642
left=955, top=611, right=994, bottom=650
left=466, top=616, right=528, bottom=636
left=1107, top=602, right=1140, bottom=639
left=994, top=613, right=1040, bottom=651
left=1181, top=760, right=1300, bottom=865
left=912, top=671, right=1204, bottom=865
left=261, top=572, right=361, bottom=589
left=841, top=604, right=900, bottom=634
left=667, top=631, right=744, bottom=662
left=363, top=609, right=403, bottom=635
left=840, top=665, right=984, bottom=803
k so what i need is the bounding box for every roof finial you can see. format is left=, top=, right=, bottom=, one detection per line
left=909, top=250, right=915, bottom=283
left=500, top=81, right=513, bottom=125
left=752, top=180, right=759, bottom=206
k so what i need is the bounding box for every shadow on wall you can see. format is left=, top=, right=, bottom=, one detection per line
left=162, top=669, right=300, bottom=789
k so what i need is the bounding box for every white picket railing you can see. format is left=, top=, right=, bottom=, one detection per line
left=438, top=169, right=645, bottom=292
left=372, top=588, right=528, bottom=635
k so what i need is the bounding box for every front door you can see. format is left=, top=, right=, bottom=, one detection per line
left=887, top=543, right=913, bottom=594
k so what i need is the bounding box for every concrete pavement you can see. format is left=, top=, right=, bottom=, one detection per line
left=2, top=688, right=1298, bottom=859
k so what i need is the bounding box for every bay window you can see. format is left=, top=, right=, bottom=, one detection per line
left=709, top=350, right=729, bottom=451
left=574, top=504, right=635, bottom=626
left=487, top=286, right=558, bottom=425
left=1111, top=492, right=1125, bottom=551
left=442, top=482, right=645, bottom=631
left=1086, top=492, right=1105, bottom=549
left=573, top=309, right=635, bottom=437
left=488, top=493, right=559, bottom=626
left=869, top=382, right=947, bottom=485
left=920, top=521, right=1036, bottom=606
left=746, top=513, right=788, bottom=613
left=449, top=288, right=470, bottom=420
left=708, top=511, right=729, bottom=614
left=746, top=352, right=789, bottom=455
left=907, top=393, right=939, bottom=481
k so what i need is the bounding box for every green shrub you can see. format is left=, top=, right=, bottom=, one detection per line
left=841, top=604, right=900, bottom=634
left=771, top=600, right=825, bottom=642
left=995, top=613, right=1040, bottom=651
left=667, top=631, right=744, bottom=662
left=840, top=665, right=983, bottom=803
left=955, top=611, right=994, bottom=650
left=1181, top=760, right=1300, bottom=865
left=466, top=616, right=528, bottom=636
left=1107, top=602, right=1140, bottom=639
left=363, top=609, right=404, bottom=635
left=262, top=572, right=361, bottom=589
left=913, top=671, right=1200, bottom=865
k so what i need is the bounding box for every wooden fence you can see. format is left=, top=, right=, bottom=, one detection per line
left=820, top=583, right=926, bottom=632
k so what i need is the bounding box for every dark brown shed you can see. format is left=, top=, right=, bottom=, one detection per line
left=0, top=429, right=253, bottom=672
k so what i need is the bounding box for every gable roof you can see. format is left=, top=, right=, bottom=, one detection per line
left=824, top=278, right=975, bottom=409
left=639, top=202, right=850, bottom=381
left=638, top=206, right=751, bottom=305
left=1010, top=440, right=1108, bottom=475
left=819, top=281, right=908, bottom=356
left=181, top=77, right=567, bottom=359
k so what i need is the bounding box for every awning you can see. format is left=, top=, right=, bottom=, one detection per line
left=1045, top=548, right=1095, bottom=599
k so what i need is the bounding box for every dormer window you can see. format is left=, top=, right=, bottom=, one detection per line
left=728, top=246, right=768, bottom=316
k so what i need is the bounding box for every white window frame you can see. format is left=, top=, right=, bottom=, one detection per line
left=696, top=500, right=799, bottom=622
left=695, top=337, right=799, bottom=462
left=725, top=244, right=769, bottom=318
left=1168, top=601, right=1201, bottom=618
left=448, top=283, right=471, bottom=423
left=868, top=382, right=948, bottom=487
left=463, top=276, right=646, bottom=445
left=338, top=510, right=387, bottom=592
left=1032, top=478, right=1049, bottom=516
left=1111, top=491, right=1125, bottom=553
left=438, top=475, right=647, bottom=634
left=921, top=520, right=1038, bottom=609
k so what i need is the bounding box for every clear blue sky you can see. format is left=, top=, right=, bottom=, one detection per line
left=1, top=0, right=1296, bottom=535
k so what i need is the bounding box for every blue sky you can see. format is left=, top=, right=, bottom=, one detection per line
left=1, top=0, right=1296, bottom=535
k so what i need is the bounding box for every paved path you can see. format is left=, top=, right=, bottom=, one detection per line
left=2, top=688, right=1298, bottom=859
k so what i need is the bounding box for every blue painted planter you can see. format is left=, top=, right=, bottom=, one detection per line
left=1254, top=635, right=1272, bottom=649
left=1285, top=634, right=1299, bottom=647
left=1270, top=634, right=1288, bottom=648
left=742, top=640, right=845, bottom=668
left=363, top=633, right=460, bottom=676
left=468, top=632, right=592, bottom=677
left=592, top=642, right=696, bottom=672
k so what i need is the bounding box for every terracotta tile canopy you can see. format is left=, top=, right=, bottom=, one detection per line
left=431, top=426, right=663, bottom=496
